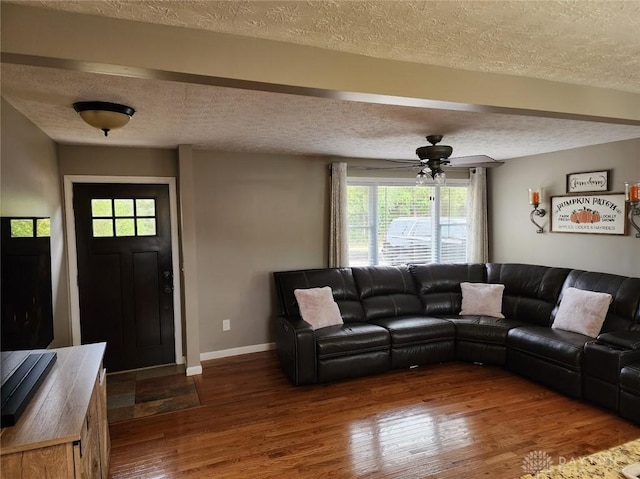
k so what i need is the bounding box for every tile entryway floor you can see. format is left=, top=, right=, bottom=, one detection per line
left=106, top=364, right=201, bottom=423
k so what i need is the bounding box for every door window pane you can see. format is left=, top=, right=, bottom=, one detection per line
left=10, top=219, right=34, bottom=237
left=36, top=218, right=51, bottom=237
left=93, top=219, right=114, bottom=237
left=91, top=197, right=158, bottom=238
left=136, top=218, right=156, bottom=236
left=115, top=218, right=135, bottom=237
left=136, top=199, right=155, bottom=217
left=91, top=199, right=112, bottom=217
left=114, top=199, right=134, bottom=217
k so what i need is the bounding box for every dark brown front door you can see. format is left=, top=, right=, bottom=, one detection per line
left=73, top=183, right=175, bottom=372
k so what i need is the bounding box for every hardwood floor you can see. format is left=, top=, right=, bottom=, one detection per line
left=108, top=351, right=639, bottom=478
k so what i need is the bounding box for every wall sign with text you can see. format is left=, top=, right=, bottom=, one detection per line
left=551, top=193, right=627, bottom=235
left=566, top=170, right=610, bottom=193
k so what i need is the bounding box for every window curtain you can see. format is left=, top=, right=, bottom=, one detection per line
left=329, top=162, right=348, bottom=267
left=466, top=167, right=488, bottom=263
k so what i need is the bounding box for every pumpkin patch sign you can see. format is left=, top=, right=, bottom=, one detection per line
left=551, top=194, right=627, bottom=235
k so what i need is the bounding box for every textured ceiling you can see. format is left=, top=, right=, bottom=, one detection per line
left=2, top=1, right=640, bottom=160
left=19, top=0, right=640, bottom=93
left=3, top=63, right=639, bottom=160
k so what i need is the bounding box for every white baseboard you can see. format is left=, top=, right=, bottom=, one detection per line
left=200, top=342, right=276, bottom=362
left=186, top=365, right=203, bottom=376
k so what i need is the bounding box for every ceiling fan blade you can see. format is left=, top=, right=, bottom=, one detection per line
left=350, top=158, right=423, bottom=171
left=448, top=155, right=504, bottom=168
left=379, top=159, right=420, bottom=165
left=351, top=164, right=421, bottom=171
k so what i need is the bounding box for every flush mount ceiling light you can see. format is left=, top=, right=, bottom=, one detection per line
left=73, top=101, right=135, bottom=137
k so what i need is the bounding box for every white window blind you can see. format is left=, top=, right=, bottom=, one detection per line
left=347, top=180, right=468, bottom=266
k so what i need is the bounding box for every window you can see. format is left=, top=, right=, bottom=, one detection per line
left=91, top=198, right=156, bottom=238
left=9, top=218, right=50, bottom=238
left=347, top=180, right=468, bottom=266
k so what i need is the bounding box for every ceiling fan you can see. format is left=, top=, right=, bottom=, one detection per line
left=363, top=134, right=504, bottom=185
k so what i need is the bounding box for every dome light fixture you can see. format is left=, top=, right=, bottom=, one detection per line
left=73, top=101, right=135, bottom=137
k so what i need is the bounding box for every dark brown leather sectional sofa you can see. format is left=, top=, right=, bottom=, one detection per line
left=274, top=263, right=640, bottom=424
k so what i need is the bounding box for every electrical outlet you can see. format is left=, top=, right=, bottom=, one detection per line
left=223, top=319, right=231, bottom=331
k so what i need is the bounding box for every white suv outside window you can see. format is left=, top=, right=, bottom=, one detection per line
left=381, top=217, right=467, bottom=265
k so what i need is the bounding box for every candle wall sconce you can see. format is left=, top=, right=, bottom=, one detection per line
left=625, top=182, right=640, bottom=238
left=529, top=188, right=546, bottom=234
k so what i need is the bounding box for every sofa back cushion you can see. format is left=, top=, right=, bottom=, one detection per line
left=552, top=270, right=640, bottom=332
left=274, top=268, right=365, bottom=323
left=410, top=263, right=486, bottom=315
left=352, top=266, right=422, bottom=320
left=487, top=263, right=571, bottom=326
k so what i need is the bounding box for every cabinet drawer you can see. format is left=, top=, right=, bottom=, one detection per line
left=97, top=368, right=110, bottom=478
left=1, top=444, right=74, bottom=479
left=74, top=382, right=101, bottom=478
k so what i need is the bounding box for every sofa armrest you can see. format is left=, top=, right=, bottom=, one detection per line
left=597, top=331, right=640, bottom=350
left=275, top=316, right=317, bottom=386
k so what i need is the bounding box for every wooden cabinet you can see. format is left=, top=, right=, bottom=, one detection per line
left=97, top=368, right=110, bottom=473
left=0, top=343, right=109, bottom=479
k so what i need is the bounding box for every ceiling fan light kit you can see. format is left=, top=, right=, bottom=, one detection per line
left=416, top=167, right=447, bottom=185
left=73, top=101, right=135, bottom=137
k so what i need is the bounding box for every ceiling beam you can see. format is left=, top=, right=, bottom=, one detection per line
left=2, top=3, right=640, bottom=124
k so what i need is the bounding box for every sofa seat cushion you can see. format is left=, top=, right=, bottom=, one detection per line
left=315, top=322, right=390, bottom=359
left=446, top=316, right=528, bottom=344
left=508, top=326, right=591, bottom=370
left=369, top=316, right=455, bottom=346
left=620, top=364, right=640, bottom=395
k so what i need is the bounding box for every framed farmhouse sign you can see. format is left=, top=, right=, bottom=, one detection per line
left=551, top=193, right=627, bottom=235
left=566, top=170, right=610, bottom=193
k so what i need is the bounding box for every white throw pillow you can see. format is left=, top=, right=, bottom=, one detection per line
left=552, top=287, right=612, bottom=337
left=459, top=282, right=505, bottom=319
left=294, top=287, right=343, bottom=330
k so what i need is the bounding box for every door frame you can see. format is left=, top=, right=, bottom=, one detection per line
left=63, top=175, right=184, bottom=365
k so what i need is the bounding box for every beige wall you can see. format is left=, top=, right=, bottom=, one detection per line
left=191, top=151, right=329, bottom=352
left=1, top=98, right=70, bottom=347
left=5, top=121, right=639, bottom=358
left=490, top=138, right=640, bottom=276
left=57, top=144, right=188, bottom=359
left=58, top=145, right=177, bottom=177
left=177, top=145, right=202, bottom=373
left=58, top=144, right=329, bottom=357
